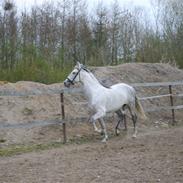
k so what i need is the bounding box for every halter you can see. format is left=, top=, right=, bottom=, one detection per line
left=67, top=65, right=89, bottom=85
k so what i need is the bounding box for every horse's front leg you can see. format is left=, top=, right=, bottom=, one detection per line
left=93, top=121, right=102, bottom=133
left=98, top=118, right=108, bottom=142
left=89, top=109, right=108, bottom=142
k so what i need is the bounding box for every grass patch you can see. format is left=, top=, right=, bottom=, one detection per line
left=0, top=142, right=64, bottom=157
left=0, top=136, right=96, bottom=157
left=22, top=107, right=33, bottom=115
left=0, top=131, right=116, bottom=157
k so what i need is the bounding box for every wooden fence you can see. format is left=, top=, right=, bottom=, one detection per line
left=0, top=81, right=183, bottom=143
left=132, top=81, right=183, bottom=124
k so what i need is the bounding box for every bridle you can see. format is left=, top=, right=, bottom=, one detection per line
left=66, top=66, right=89, bottom=85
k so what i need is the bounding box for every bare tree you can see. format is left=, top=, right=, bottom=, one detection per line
left=162, top=0, right=183, bottom=66
left=110, top=0, right=121, bottom=65
left=119, top=10, right=136, bottom=62
left=65, top=0, right=86, bottom=64
left=57, top=0, right=70, bottom=68
left=93, top=1, right=109, bottom=65
left=0, top=1, right=17, bottom=69
left=78, top=12, right=92, bottom=64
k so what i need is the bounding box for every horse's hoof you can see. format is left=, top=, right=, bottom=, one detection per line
left=101, top=136, right=108, bottom=143
left=101, top=139, right=107, bottom=143
left=132, top=134, right=137, bottom=138
left=94, top=129, right=102, bottom=133
left=115, top=128, right=120, bottom=136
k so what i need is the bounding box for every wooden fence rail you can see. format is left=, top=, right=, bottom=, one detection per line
left=0, top=81, right=183, bottom=143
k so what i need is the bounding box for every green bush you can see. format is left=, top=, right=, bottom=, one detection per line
left=0, top=59, right=72, bottom=84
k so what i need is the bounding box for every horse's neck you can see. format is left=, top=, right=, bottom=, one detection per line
left=81, top=71, right=102, bottom=98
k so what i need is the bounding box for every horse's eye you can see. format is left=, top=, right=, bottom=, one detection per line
left=73, top=72, right=76, bottom=75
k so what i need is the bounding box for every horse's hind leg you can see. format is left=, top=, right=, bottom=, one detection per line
left=122, top=105, right=127, bottom=130
left=132, top=114, right=137, bottom=138
left=115, top=110, right=121, bottom=135
left=115, top=109, right=126, bottom=135
left=115, top=104, right=128, bottom=134
left=115, top=118, right=121, bottom=136
left=128, top=106, right=138, bottom=138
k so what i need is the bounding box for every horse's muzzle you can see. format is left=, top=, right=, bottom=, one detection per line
left=64, top=80, right=71, bottom=88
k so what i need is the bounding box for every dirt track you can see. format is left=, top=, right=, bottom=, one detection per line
left=0, top=126, right=183, bottom=183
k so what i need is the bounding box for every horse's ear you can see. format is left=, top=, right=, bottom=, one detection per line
left=76, top=61, right=81, bottom=66
left=76, top=61, right=83, bottom=69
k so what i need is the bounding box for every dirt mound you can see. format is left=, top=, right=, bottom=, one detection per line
left=94, top=63, right=183, bottom=84
left=0, top=63, right=183, bottom=145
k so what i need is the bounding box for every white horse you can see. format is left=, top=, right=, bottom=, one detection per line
left=64, top=62, right=146, bottom=142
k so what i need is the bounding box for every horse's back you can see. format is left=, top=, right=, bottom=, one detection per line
left=111, top=83, right=135, bottom=93
left=111, top=83, right=136, bottom=102
left=95, top=83, right=134, bottom=112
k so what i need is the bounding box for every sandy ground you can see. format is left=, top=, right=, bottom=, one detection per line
left=0, top=126, right=182, bottom=183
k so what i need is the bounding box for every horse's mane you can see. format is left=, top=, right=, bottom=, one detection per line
left=85, top=69, right=111, bottom=89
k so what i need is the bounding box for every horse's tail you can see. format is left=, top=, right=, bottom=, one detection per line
left=135, top=96, right=147, bottom=120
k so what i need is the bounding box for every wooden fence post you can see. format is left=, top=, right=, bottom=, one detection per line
left=60, top=93, right=67, bottom=143
left=168, top=85, right=175, bottom=125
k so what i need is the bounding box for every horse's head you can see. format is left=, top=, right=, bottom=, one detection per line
left=64, top=62, right=86, bottom=87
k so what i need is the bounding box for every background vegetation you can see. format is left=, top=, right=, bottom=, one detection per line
left=0, top=0, right=183, bottom=83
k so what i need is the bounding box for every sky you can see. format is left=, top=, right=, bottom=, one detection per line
left=13, top=0, right=152, bottom=11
